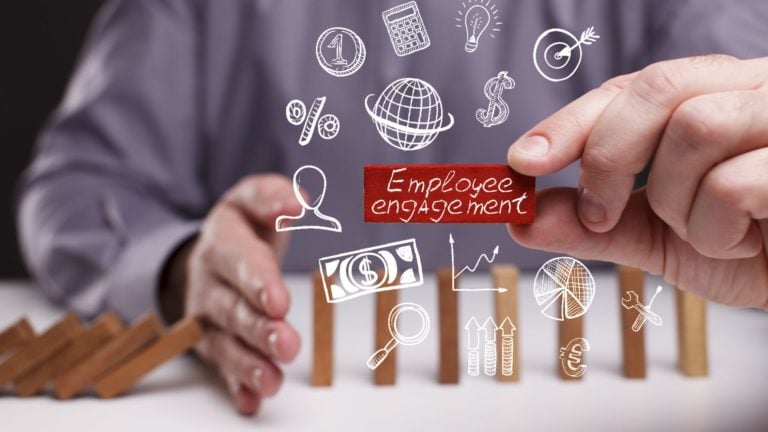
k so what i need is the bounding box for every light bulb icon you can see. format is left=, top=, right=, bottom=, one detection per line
left=464, top=4, right=490, bottom=53
left=456, top=0, right=502, bottom=54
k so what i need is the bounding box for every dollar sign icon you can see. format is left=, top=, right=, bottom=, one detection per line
left=559, top=337, right=590, bottom=378
left=475, top=71, right=515, bottom=128
left=359, top=256, right=378, bottom=286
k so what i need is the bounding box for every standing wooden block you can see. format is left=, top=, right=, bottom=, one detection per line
left=676, top=288, right=708, bottom=377
left=14, top=312, right=124, bottom=397
left=617, top=265, right=646, bottom=378
left=558, top=314, right=584, bottom=380
left=492, top=265, right=519, bottom=382
left=0, top=313, right=81, bottom=387
left=0, top=318, right=35, bottom=357
left=312, top=270, right=334, bottom=387
left=54, top=312, right=163, bottom=399
left=437, top=267, right=459, bottom=384
left=374, top=288, right=399, bottom=385
left=94, top=317, right=202, bottom=398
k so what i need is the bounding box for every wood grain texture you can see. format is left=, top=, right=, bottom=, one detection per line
left=54, top=312, right=163, bottom=399
left=676, top=288, right=708, bottom=377
left=617, top=266, right=646, bottom=379
left=0, top=318, right=35, bottom=357
left=312, top=269, right=334, bottom=387
left=437, top=267, right=459, bottom=384
left=374, top=288, right=399, bottom=385
left=94, top=317, right=202, bottom=398
left=0, top=313, right=81, bottom=387
left=14, top=312, right=124, bottom=397
left=492, top=265, right=519, bottom=382
left=558, top=314, right=584, bottom=380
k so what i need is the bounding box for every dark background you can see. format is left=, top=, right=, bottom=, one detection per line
left=0, top=1, right=104, bottom=277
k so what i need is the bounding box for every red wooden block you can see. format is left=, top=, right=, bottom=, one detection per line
left=364, top=164, right=535, bottom=224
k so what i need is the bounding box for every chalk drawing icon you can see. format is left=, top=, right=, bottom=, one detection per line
left=318, top=239, right=423, bottom=303
left=367, top=302, right=430, bottom=370
left=315, top=27, right=366, bottom=77
left=622, top=285, right=664, bottom=332
left=450, top=233, right=506, bottom=293
left=285, top=97, right=340, bottom=145
left=275, top=165, right=341, bottom=233
left=456, top=0, right=502, bottom=53
left=466, top=316, right=515, bottom=377
left=559, top=337, right=590, bottom=378
left=365, top=78, right=454, bottom=152
left=382, top=1, right=431, bottom=57
left=533, top=257, right=595, bottom=321
left=533, top=26, right=600, bottom=82
left=476, top=71, right=515, bottom=128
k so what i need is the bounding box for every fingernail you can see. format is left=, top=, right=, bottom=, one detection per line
left=251, top=368, right=263, bottom=389
left=515, top=135, right=550, bottom=157
left=268, top=331, right=279, bottom=356
left=578, top=187, right=607, bottom=224
left=260, top=289, right=269, bottom=312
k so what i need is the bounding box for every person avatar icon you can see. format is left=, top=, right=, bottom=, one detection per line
left=275, top=165, right=342, bottom=233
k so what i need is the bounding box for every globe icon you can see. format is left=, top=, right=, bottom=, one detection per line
left=365, top=78, right=454, bottom=151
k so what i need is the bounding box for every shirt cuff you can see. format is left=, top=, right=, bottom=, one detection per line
left=106, top=220, right=200, bottom=322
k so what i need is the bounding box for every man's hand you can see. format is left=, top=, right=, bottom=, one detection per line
left=507, top=55, right=768, bottom=309
left=161, top=174, right=302, bottom=415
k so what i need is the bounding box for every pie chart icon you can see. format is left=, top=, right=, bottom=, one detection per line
left=533, top=257, right=595, bottom=321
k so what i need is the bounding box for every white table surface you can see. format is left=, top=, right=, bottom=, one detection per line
left=1, top=272, right=767, bottom=432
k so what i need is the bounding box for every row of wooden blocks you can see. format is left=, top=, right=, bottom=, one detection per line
left=311, top=265, right=709, bottom=385
left=0, top=312, right=202, bottom=399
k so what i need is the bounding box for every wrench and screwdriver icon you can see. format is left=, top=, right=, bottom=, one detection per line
left=621, top=285, right=664, bottom=332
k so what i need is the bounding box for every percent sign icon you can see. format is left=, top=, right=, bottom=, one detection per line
left=285, top=97, right=340, bottom=146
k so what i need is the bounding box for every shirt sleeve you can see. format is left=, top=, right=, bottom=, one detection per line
left=17, top=0, right=207, bottom=321
left=643, top=0, right=768, bottom=64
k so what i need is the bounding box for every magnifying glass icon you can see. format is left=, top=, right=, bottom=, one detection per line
left=367, top=302, right=430, bottom=370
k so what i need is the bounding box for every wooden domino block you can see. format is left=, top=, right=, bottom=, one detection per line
left=312, top=269, right=334, bottom=387
left=0, top=313, right=81, bottom=387
left=437, top=267, right=459, bottom=384
left=676, top=288, right=708, bottom=377
left=617, top=265, right=646, bottom=378
left=54, top=312, right=163, bottom=399
left=0, top=318, right=35, bottom=357
left=558, top=314, right=584, bottom=380
left=14, top=312, right=124, bottom=397
left=94, top=317, right=202, bottom=398
left=374, top=287, right=399, bottom=385
left=492, top=265, right=519, bottom=382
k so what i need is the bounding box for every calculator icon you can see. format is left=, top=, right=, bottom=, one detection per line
left=382, top=1, right=431, bottom=57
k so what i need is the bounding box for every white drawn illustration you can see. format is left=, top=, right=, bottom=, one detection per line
left=622, top=285, right=664, bottom=332
left=456, top=0, right=502, bottom=53
left=382, top=1, right=431, bottom=57
left=367, top=302, right=430, bottom=370
left=365, top=78, right=454, bottom=152
left=533, top=257, right=595, bottom=321
left=476, top=71, right=515, bottom=127
left=285, top=97, right=340, bottom=145
left=559, top=337, right=590, bottom=378
left=315, top=27, right=366, bottom=77
left=318, top=239, right=423, bottom=303
left=533, top=26, right=600, bottom=82
left=450, top=233, right=506, bottom=293
left=275, top=165, right=342, bottom=233
left=466, top=316, right=515, bottom=377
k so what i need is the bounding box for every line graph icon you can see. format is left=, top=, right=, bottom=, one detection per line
left=285, top=97, right=340, bottom=146
left=533, top=257, right=595, bottom=321
left=449, top=233, right=506, bottom=293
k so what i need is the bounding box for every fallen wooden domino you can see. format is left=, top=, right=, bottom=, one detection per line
left=54, top=312, right=164, bottom=399
left=14, top=312, right=124, bottom=397
left=0, top=318, right=35, bottom=357
left=617, top=265, right=647, bottom=379
left=94, top=316, right=202, bottom=398
left=311, top=269, right=334, bottom=387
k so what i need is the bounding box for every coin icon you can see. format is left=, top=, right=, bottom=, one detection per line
left=316, top=27, right=366, bottom=77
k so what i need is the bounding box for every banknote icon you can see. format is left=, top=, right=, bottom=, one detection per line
left=318, top=239, right=423, bottom=303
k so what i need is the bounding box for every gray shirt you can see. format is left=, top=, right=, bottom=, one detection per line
left=17, top=0, right=768, bottom=320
